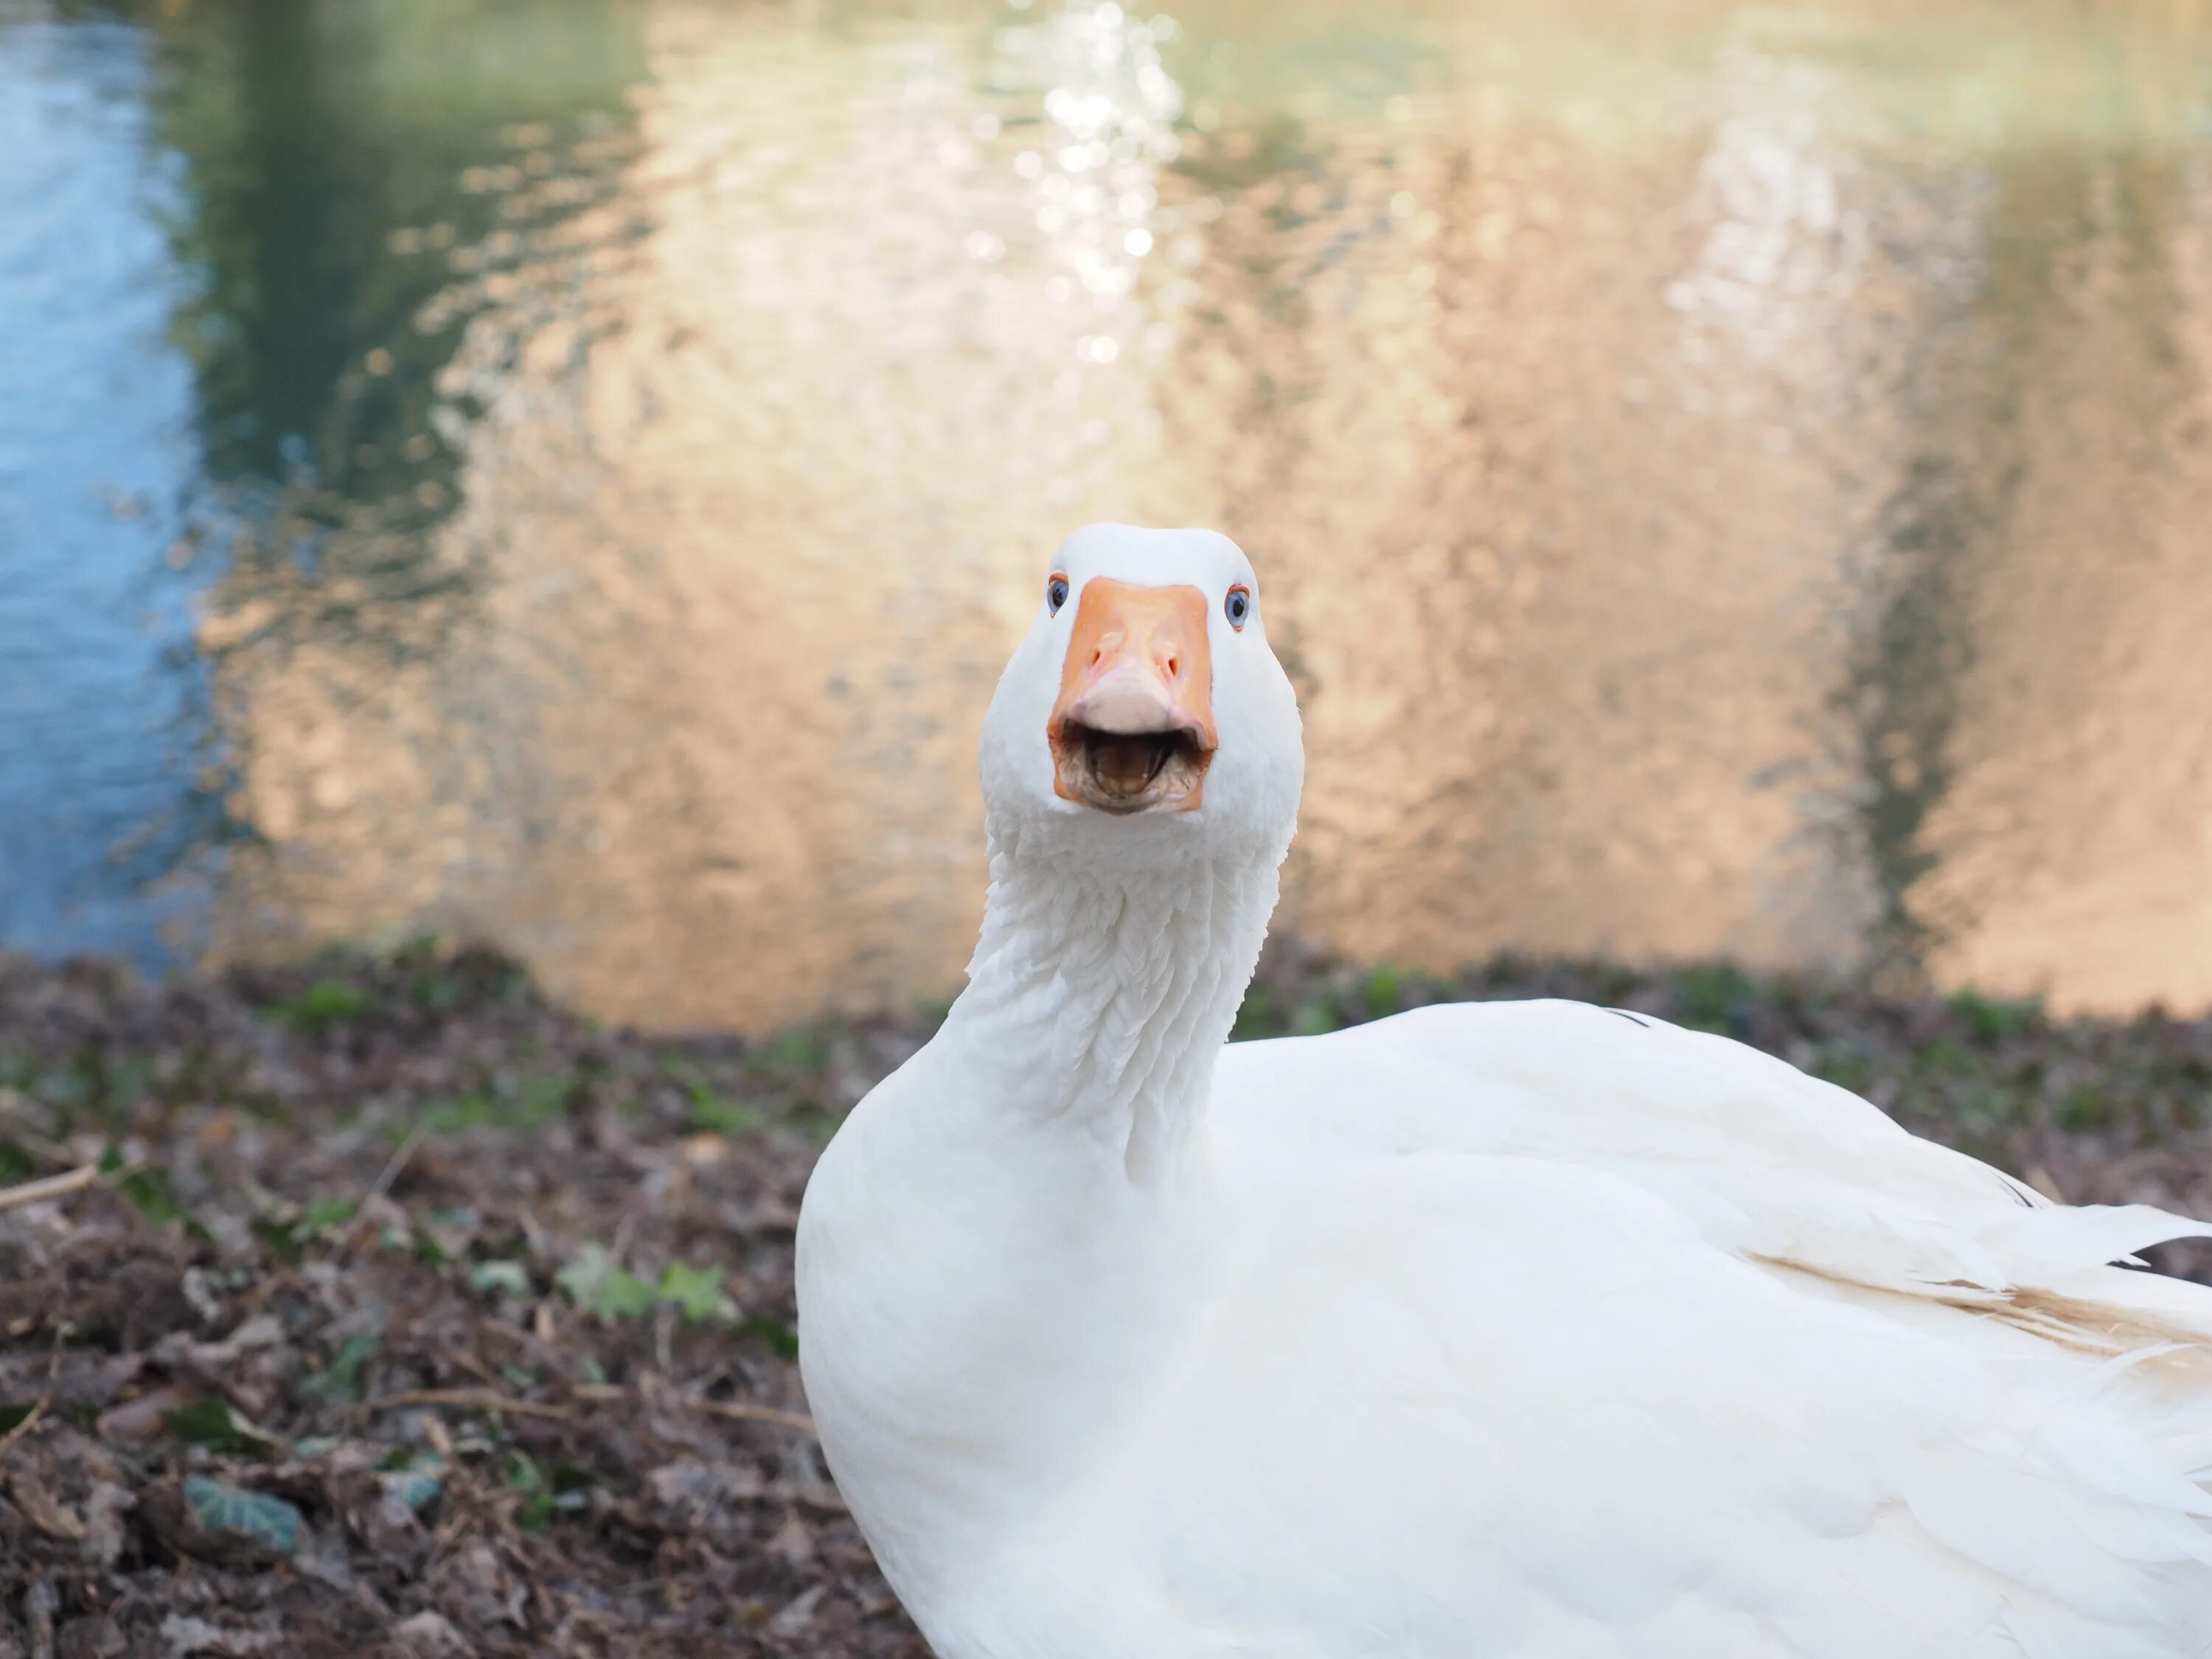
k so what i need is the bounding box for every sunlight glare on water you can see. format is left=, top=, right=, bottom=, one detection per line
left=4, top=0, right=2212, bottom=1029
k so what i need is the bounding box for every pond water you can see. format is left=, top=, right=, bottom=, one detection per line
left=5, top=0, right=2212, bottom=1031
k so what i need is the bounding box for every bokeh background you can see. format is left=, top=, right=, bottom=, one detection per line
left=6, top=4, right=2212, bottom=1649
left=9, top=0, right=2212, bottom=1033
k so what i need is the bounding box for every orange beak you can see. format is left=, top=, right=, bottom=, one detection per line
left=1048, top=577, right=1217, bottom=815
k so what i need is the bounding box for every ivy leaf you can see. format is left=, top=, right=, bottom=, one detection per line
left=505, top=1452, right=554, bottom=1532
left=299, top=1195, right=359, bottom=1234
left=379, top=1453, right=445, bottom=1514
left=385, top=1470, right=443, bottom=1513
left=737, top=1314, right=799, bottom=1360
left=590, top=1267, right=655, bottom=1323
left=656, top=1261, right=737, bottom=1324
left=163, top=1397, right=283, bottom=1456
left=684, top=1088, right=757, bottom=1137
left=182, top=1475, right=302, bottom=1555
left=297, top=1327, right=379, bottom=1404
left=93, top=1148, right=209, bottom=1238
left=554, top=1242, right=611, bottom=1304
left=470, top=1259, right=531, bottom=1297
left=556, top=1244, right=654, bottom=1324
left=268, top=980, right=369, bottom=1030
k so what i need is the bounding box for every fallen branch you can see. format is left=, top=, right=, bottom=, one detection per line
left=0, top=1164, right=100, bottom=1215
left=683, top=1397, right=817, bottom=1434
left=568, top=1380, right=815, bottom=1433
left=0, top=1329, right=68, bottom=1462
left=356, top=1382, right=815, bottom=1434
left=366, top=1121, right=427, bottom=1203
left=355, top=1388, right=574, bottom=1422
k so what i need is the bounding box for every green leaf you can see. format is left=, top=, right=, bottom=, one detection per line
left=1674, top=964, right=1750, bottom=1033
left=300, top=1196, right=358, bottom=1234
left=470, top=1259, right=531, bottom=1297
left=555, top=1242, right=611, bottom=1304
left=2058, top=1086, right=2112, bottom=1131
left=182, top=1475, right=302, bottom=1554
left=254, top=1193, right=361, bottom=1261
left=420, top=1093, right=497, bottom=1135
left=1359, top=966, right=1402, bottom=1020
left=297, top=1327, right=379, bottom=1404
left=656, top=1261, right=736, bottom=1324
left=385, top=1470, right=443, bottom=1512
left=591, top=1267, right=655, bottom=1322
left=1229, top=983, right=1281, bottom=1041
left=419, top=1079, right=569, bottom=1136
left=516, top=1074, right=574, bottom=1126
left=164, top=1397, right=282, bottom=1455
left=757, top=1023, right=832, bottom=1076
left=270, top=979, right=370, bottom=1030
left=505, top=1451, right=553, bottom=1532
left=737, top=1313, right=799, bottom=1360
left=115, top=1166, right=189, bottom=1228
left=0, top=1139, right=36, bottom=1183
left=556, top=1244, right=655, bottom=1323
left=378, top=1453, right=446, bottom=1514
left=1950, top=990, right=2037, bottom=1043
left=684, top=1088, right=757, bottom=1137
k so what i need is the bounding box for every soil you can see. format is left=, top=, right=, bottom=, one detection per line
left=2, top=942, right=2208, bottom=1657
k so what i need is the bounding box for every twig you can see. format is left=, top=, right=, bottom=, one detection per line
left=358, top=1382, right=814, bottom=1433
left=0, top=1329, right=67, bottom=1461
left=0, top=1164, right=100, bottom=1214
left=367, top=1121, right=428, bottom=1203
left=355, top=1388, right=575, bottom=1422
left=564, top=1380, right=815, bottom=1433
left=683, top=1396, right=817, bottom=1434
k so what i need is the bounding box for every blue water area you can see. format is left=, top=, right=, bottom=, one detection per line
left=0, top=0, right=645, bottom=968
left=0, top=11, right=218, bottom=966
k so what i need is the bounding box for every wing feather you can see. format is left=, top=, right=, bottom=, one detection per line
left=1124, top=1001, right=2212, bottom=1655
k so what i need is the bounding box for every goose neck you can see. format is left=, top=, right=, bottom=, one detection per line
left=946, top=830, right=1279, bottom=1179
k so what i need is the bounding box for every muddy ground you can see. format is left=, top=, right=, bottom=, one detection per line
left=3, top=943, right=2209, bottom=1657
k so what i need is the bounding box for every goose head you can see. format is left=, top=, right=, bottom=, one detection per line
left=978, top=524, right=1304, bottom=871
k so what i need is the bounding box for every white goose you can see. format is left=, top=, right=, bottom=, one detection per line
left=796, top=524, right=2212, bottom=1658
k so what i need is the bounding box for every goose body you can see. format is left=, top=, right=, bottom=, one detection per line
left=796, top=525, right=2212, bottom=1658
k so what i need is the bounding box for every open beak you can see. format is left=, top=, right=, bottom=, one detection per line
left=1048, top=577, right=1217, bottom=815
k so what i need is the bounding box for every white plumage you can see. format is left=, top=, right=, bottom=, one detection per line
left=796, top=524, right=2212, bottom=1658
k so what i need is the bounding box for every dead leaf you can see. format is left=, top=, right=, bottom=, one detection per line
left=7, top=1474, right=84, bottom=1541
left=392, top=1612, right=474, bottom=1658
left=81, top=1481, right=134, bottom=1568
left=767, top=1585, right=826, bottom=1640
left=99, top=1385, right=192, bottom=1443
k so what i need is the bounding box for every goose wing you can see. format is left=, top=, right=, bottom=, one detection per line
left=1215, top=998, right=2212, bottom=1354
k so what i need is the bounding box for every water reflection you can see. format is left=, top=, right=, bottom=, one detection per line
left=7, top=0, right=2212, bottom=1027
left=0, top=8, right=214, bottom=961
left=153, top=0, right=647, bottom=509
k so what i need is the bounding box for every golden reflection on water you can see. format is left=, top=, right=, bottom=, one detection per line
left=204, top=0, right=2212, bottom=1029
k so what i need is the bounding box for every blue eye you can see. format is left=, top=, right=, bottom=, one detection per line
left=1225, top=585, right=1251, bottom=629
left=1047, top=574, right=1070, bottom=614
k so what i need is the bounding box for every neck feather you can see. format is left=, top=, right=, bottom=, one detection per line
left=945, top=823, right=1280, bottom=1180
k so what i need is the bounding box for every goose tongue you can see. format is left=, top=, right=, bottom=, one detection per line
left=1047, top=578, right=1217, bottom=816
